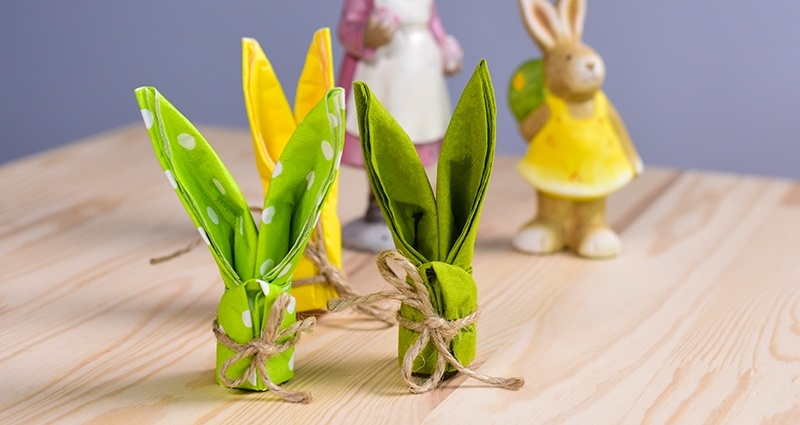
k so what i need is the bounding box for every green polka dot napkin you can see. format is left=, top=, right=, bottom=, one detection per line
left=135, top=86, right=344, bottom=391
left=354, top=60, right=496, bottom=375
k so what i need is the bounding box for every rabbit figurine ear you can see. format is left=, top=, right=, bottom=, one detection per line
left=518, top=0, right=567, bottom=52
left=558, top=0, right=586, bottom=41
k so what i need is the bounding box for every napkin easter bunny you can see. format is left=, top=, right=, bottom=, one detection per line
left=329, top=60, right=524, bottom=393
left=135, top=85, right=345, bottom=403
left=242, top=29, right=344, bottom=314
left=512, top=0, right=643, bottom=259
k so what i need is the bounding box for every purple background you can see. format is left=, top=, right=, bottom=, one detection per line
left=2, top=1, right=798, bottom=179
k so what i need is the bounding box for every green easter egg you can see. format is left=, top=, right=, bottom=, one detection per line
left=508, top=59, right=545, bottom=122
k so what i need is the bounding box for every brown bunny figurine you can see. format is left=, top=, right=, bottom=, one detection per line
left=514, top=0, right=643, bottom=259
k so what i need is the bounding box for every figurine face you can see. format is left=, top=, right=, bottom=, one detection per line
left=545, top=42, right=605, bottom=102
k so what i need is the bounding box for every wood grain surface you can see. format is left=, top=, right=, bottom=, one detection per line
left=1, top=125, right=799, bottom=424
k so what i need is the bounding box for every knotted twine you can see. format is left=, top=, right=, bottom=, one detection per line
left=213, top=292, right=316, bottom=403
left=328, top=250, right=525, bottom=394
left=294, top=224, right=395, bottom=324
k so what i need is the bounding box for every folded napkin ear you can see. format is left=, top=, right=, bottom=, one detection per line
left=135, top=86, right=343, bottom=288
left=294, top=28, right=335, bottom=124
left=135, top=86, right=258, bottom=288
left=254, top=88, right=346, bottom=288
left=436, top=59, right=496, bottom=269
left=242, top=37, right=295, bottom=186
left=354, top=82, right=438, bottom=263
left=353, top=60, right=496, bottom=265
left=243, top=28, right=335, bottom=198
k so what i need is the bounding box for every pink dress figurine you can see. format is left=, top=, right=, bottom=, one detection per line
left=338, top=0, right=463, bottom=252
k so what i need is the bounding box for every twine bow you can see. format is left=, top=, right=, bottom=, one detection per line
left=328, top=250, right=525, bottom=393
left=213, top=292, right=316, bottom=403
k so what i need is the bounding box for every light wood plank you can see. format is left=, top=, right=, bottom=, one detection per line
left=426, top=172, right=800, bottom=424
left=17, top=124, right=799, bottom=424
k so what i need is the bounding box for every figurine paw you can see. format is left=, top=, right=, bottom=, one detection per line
left=577, top=228, right=621, bottom=259
left=513, top=222, right=563, bottom=255
left=342, top=218, right=395, bottom=253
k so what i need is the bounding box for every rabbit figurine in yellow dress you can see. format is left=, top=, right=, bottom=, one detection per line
left=514, top=0, right=643, bottom=258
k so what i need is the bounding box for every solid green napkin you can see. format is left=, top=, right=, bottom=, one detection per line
left=354, top=60, right=496, bottom=374
left=135, top=86, right=344, bottom=390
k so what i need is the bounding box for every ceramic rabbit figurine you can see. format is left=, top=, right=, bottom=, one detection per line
left=514, top=0, right=643, bottom=259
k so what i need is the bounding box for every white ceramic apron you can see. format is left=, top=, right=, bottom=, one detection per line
left=345, top=0, right=450, bottom=144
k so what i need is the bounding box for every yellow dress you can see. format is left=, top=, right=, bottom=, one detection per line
left=242, top=30, right=341, bottom=312
left=518, top=91, right=634, bottom=200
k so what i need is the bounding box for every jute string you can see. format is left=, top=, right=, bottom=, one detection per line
left=149, top=236, right=202, bottom=265
left=328, top=250, right=525, bottom=393
left=213, top=292, right=315, bottom=403
left=294, top=224, right=395, bottom=324
left=150, top=207, right=393, bottom=324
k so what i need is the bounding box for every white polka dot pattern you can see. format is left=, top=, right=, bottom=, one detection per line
left=141, top=109, right=154, bottom=129
left=197, top=227, right=211, bottom=245
left=165, top=170, right=178, bottom=189
left=206, top=207, right=219, bottom=225
left=260, top=259, right=274, bottom=276
left=306, top=171, right=315, bottom=190
left=261, top=206, right=275, bottom=224
left=338, top=92, right=346, bottom=110
left=278, top=263, right=292, bottom=277
left=212, top=178, right=226, bottom=194
left=258, top=279, right=270, bottom=296
left=177, top=133, right=196, bottom=150
left=321, top=140, right=333, bottom=160
left=287, top=296, right=296, bottom=314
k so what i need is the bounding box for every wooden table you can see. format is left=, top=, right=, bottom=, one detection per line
left=2, top=125, right=800, bottom=424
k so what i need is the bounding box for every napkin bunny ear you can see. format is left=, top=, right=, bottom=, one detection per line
left=436, top=60, right=496, bottom=269
left=243, top=29, right=334, bottom=197
left=242, top=37, right=294, bottom=183
left=255, top=88, right=345, bottom=287
left=294, top=29, right=335, bottom=123
left=353, top=81, right=438, bottom=263
left=354, top=60, right=496, bottom=266
left=135, top=86, right=258, bottom=288
left=135, top=86, right=345, bottom=288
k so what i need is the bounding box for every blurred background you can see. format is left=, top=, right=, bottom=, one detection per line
left=2, top=1, right=798, bottom=179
